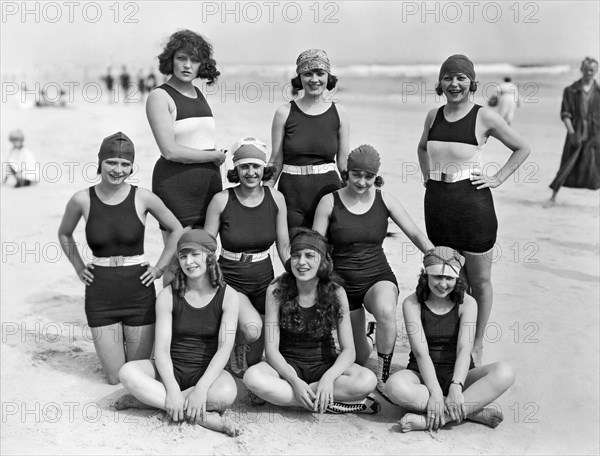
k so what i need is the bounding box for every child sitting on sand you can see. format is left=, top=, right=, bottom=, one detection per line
left=3, top=129, right=39, bottom=187
left=386, top=247, right=515, bottom=432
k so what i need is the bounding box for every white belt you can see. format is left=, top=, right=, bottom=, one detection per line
left=220, top=249, right=269, bottom=263
left=282, top=163, right=336, bottom=175
left=428, top=167, right=479, bottom=183
left=91, top=254, right=146, bottom=267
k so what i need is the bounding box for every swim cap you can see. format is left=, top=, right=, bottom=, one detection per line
left=423, top=246, right=465, bottom=278
left=177, top=229, right=218, bottom=254
left=347, top=145, right=381, bottom=174
left=290, top=228, right=328, bottom=258
left=296, top=49, right=331, bottom=75
left=231, top=137, right=268, bottom=167
left=438, top=54, right=475, bottom=82
left=98, top=131, right=135, bottom=167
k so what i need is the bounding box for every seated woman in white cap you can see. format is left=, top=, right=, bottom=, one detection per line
left=205, top=137, right=289, bottom=378
left=313, top=145, right=434, bottom=400
left=58, top=132, right=183, bottom=384
left=118, top=229, right=240, bottom=436
left=386, top=247, right=515, bottom=433
left=243, top=228, right=380, bottom=415
left=267, top=48, right=349, bottom=229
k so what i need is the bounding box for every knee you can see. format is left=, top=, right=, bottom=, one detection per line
left=211, top=377, right=238, bottom=409
left=239, top=321, right=262, bottom=344
left=355, top=346, right=372, bottom=366
left=371, top=305, right=397, bottom=327
left=385, top=373, right=413, bottom=405
left=118, top=362, right=135, bottom=388
left=243, top=365, right=263, bottom=393
left=491, top=362, right=516, bottom=390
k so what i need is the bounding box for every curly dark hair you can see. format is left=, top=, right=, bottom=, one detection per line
left=226, top=165, right=276, bottom=183
left=340, top=170, right=384, bottom=188
left=275, top=228, right=343, bottom=338
left=169, top=252, right=225, bottom=298
left=415, top=269, right=465, bottom=306
left=291, top=73, right=338, bottom=91
left=157, top=29, right=220, bottom=84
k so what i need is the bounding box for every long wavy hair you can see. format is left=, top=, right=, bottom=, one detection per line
left=275, top=228, right=344, bottom=338
left=169, top=251, right=225, bottom=299
left=415, top=269, right=466, bottom=306
left=157, top=29, right=220, bottom=84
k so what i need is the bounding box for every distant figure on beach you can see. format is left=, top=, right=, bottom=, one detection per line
left=417, top=54, right=530, bottom=366
left=545, top=57, right=600, bottom=207
left=386, top=247, right=515, bottom=433
left=57, top=132, right=183, bottom=384
left=267, top=49, right=349, bottom=229
left=243, top=228, right=380, bottom=415
left=204, top=137, right=290, bottom=377
left=136, top=69, right=147, bottom=103
left=146, top=69, right=157, bottom=92
left=101, top=67, right=115, bottom=103
left=489, top=77, right=519, bottom=125
left=2, top=129, right=39, bottom=187
left=120, top=65, right=131, bottom=101
left=313, top=145, right=434, bottom=400
left=147, top=29, right=225, bottom=247
left=118, top=229, right=240, bottom=437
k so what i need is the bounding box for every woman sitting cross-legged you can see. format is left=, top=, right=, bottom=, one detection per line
left=243, top=228, right=380, bottom=414
left=117, top=229, right=240, bottom=436
left=386, top=246, right=515, bottom=432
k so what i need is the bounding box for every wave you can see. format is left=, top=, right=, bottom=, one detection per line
left=220, top=63, right=572, bottom=78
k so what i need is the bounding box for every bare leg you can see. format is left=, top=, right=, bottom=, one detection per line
left=387, top=362, right=515, bottom=432
left=124, top=324, right=155, bottom=361
left=349, top=308, right=372, bottom=366
left=91, top=323, right=127, bottom=384
left=543, top=190, right=558, bottom=208
left=118, top=360, right=239, bottom=436
left=463, top=253, right=493, bottom=366
left=363, top=281, right=399, bottom=396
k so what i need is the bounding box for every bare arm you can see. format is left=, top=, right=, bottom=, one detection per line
left=266, top=104, right=291, bottom=187
left=473, top=108, right=531, bottom=189
left=271, top=189, right=290, bottom=264
left=452, top=295, right=477, bottom=386
left=146, top=89, right=225, bottom=165
left=335, top=103, right=349, bottom=175
left=203, top=190, right=228, bottom=239
left=417, top=109, right=437, bottom=184
left=138, top=188, right=184, bottom=277
left=154, top=287, right=180, bottom=394
left=312, top=193, right=334, bottom=236
left=322, top=288, right=355, bottom=376
left=57, top=190, right=89, bottom=282
left=382, top=191, right=434, bottom=253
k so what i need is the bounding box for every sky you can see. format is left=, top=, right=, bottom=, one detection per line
left=1, top=0, right=599, bottom=77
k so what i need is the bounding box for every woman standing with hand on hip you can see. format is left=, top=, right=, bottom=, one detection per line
left=147, top=29, right=226, bottom=237
left=313, top=145, right=434, bottom=399
left=417, top=54, right=530, bottom=365
left=268, top=49, right=349, bottom=229
left=58, top=132, right=183, bottom=384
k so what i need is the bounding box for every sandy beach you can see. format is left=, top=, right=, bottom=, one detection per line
left=1, top=65, right=599, bottom=455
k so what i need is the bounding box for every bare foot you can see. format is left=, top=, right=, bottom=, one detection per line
left=542, top=199, right=556, bottom=208
left=471, top=344, right=483, bottom=367
left=113, top=393, right=153, bottom=411
left=198, top=413, right=242, bottom=437
left=398, top=413, right=427, bottom=432
left=467, top=407, right=504, bottom=428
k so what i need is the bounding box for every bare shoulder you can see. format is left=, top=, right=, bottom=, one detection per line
left=270, top=187, right=286, bottom=204
left=273, top=103, right=291, bottom=120
left=402, top=292, right=420, bottom=310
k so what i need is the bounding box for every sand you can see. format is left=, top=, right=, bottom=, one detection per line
left=1, top=73, right=599, bottom=455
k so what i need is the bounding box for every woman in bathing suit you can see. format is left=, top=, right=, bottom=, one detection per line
left=417, top=54, right=530, bottom=365
left=58, top=132, right=183, bottom=384
left=313, top=145, right=434, bottom=400
left=386, top=247, right=515, bottom=433
left=243, top=228, right=380, bottom=415
left=267, top=49, right=349, bottom=229
left=118, top=229, right=240, bottom=436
